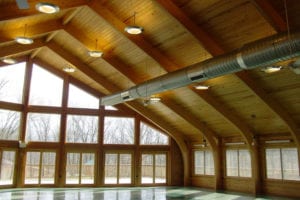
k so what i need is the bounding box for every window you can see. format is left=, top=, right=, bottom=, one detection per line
left=104, top=153, right=132, bottom=184
left=29, top=64, right=63, bottom=107
left=141, top=153, right=167, bottom=184
left=194, top=150, right=215, bottom=175
left=105, top=106, right=117, bottom=111
left=140, top=122, right=169, bottom=145
left=266, top=148, right=300, bottom=181
left=0, top=109, right=21, bottom=140
left=25, top=151, right=56, bottom=184
left=66, top=115, right=98, bottom=143
left=226, top=149, right=251, bottom=177
left=26, top=113, right=60, bottom=142
left=66, top=152, right=95, bottom=184
left=0, top=150, right=16, bottom=185
left=68, top=84, right=99, bottom=109
left=0, top=62, right=25, bottom=103
left=103, top=117, right=134, bottom=144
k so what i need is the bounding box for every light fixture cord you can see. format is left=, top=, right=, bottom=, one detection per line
left=24, top=24, right=28, bottom=37
left=283, top=0, right=292, bottom=55
left=95, top=39, right=98, bottom=50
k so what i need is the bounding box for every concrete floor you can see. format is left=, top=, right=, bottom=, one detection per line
left=0, top=187, right=296, bottom=200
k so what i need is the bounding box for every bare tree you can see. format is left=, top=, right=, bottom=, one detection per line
left=0, top=110, right=19, bottom=140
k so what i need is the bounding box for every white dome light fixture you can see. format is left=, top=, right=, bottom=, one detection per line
left=261, top=66, right=282, bottom=73
left=2, top=57, right=17, bottom=64
left=124, top=12, right=143, bottom=35
left=36, top=2, right=60, bottom=14
left=63, top=66, right=76, bottom=73
left=15, top=24, right=34, bottom=45
left=88, top=39, right=103, bottom=58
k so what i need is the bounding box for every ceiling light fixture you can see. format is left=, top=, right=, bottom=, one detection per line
left=194, top=85, right=210, bottom=90
left=63, top=66, right=75, bottom=73
left=36, top=2, right=60, bottom=14
left=261, top=66, right=282, bottom=73
left=88, top=39, right=103, bottom=57
left=15, top=24, right=34, bottom=45
left=125, top=12, right=143, bottom=35
left=2, top=57, right=17, bottom=64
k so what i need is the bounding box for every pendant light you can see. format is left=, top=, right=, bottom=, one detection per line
left=88, top=39, right=103, bottom=57
left=125, top=12, right=143, bottom=35
left=15, top=24, right=34, bottom=45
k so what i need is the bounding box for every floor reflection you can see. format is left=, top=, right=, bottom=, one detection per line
left=0, top=187, right=296, bottom=200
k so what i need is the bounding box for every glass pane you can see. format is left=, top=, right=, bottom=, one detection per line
left=66, top=115, right=98, bottom=143
left=0, top=109, right=21, bottom=140
left=155, top=154, right=166, bottom=183
left=68, top=84, right=99, bottom=109
left=25, top=152, right=40, bottom=184
left=226, top=150, right=238, bottom=176
left=66, top=153, right=80, bottom=184
left=81, top=153, right=95, bottom=184
left=239, top=150, right=252, bottom=177
left=0, top=151, right=16, bottom=185
left=141, top=154, right=153, bottom=184
left=194, top=151, right=204, bottom=175
left=29, top=64, right=63, bottom=106
left=40, top=152, right=56, bottom=184
left=205, top=151, right=215, bottom=175
left=104, top=154, right=118, bottom=184
left=140, top=122, right=169, bottom=145
left=282, top=148, right=300, bottom=180
left=26, top=113, right=60, bottom=142
left=266, top=148, right=282, bottom=179
left=119, top=154, right=132, bottom=184
left=0, top=63, right=25, bottom=103
left=104, top=117, right=134, bottom=144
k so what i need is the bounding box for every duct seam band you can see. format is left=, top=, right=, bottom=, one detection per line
left=236, top=52, right=248, bottom=69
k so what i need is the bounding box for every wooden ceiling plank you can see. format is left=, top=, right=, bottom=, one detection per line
left=155, top=0, right=224, bottom=56
left=252, top=0, right=287, bottom=32
left=0, top=0, right=88, bottom=22
left=63, top=7, right=84, bottom=25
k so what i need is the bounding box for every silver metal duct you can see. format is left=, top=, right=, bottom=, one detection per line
left=101, top=31, right=300, bottom=106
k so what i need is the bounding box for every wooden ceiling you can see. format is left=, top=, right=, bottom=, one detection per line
left=1, top=0, right=300, bottom=147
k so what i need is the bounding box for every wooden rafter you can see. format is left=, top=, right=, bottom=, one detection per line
left=252, top=0, right=287, bottom=32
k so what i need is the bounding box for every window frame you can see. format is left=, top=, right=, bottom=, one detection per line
left=193, top=149, right=215, bottom=176
left=225, top=148, right=252, bottom=178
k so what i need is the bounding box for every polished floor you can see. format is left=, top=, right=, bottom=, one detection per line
left=0, top=187, right=296, bottom=200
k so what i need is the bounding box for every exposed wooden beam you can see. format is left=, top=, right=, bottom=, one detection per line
left=0, top=0, right=88, bottom=21
left=252, top=0, right=287, bottom=32
left=45, top=42, right=120, bottom=93
left=0, top=20, right=63, bottom=41
left=0, top=37, right=45, bottom=58
left=190, top=87, right=254, bottom=145
left=63, top=7, right=84, bottom=25
left=88, top=1, right=179, bottom=71
left=161, top=95, right=218, bottom=148
left=236, top=71, right=300, bottom=145
left=155, top=0, right=224, bottom=56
